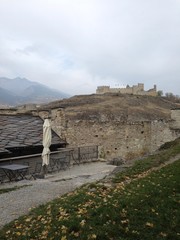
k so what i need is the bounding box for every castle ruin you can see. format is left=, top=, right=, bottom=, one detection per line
left=96, top=83, right=157, bottom=96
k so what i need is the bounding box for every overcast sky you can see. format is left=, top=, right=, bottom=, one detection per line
left=0, top=0, right=180, bottom=96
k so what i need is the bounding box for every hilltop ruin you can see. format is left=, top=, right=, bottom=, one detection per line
left=96, top=83, right=157, bottom=96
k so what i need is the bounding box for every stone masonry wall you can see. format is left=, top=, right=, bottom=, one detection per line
left=1, top=106, right=179, bottom=162
left=150, top=120, right=178, bottom=152
left=96, top=83, right=157, bottom=96
left=170, top=109, right=180, bottom=130
left=48, top=110, right=180, bottom=160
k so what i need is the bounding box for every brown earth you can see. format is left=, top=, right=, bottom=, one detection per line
left=41, top=93, right=180, bottom=121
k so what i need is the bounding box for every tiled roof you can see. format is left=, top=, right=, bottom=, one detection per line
left=0, top=114, right=65, bottom=154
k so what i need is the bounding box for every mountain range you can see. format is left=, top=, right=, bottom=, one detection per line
left=0, top=77, right=69, bottom=106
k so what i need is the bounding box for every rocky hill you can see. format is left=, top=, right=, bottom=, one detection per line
left=41, top=93, right=180, bottom=121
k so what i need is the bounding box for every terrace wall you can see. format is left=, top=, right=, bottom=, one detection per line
left=61, top=118, right=179, bottom=160
left=1, top=106, right=179, bottom=162
left=34, top=108, right=180, bottom=161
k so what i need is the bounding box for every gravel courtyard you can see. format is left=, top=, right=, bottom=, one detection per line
left=0, top=161, right=116, bottom=228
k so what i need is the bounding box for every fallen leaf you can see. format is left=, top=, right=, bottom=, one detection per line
left=146, top=222, right=154, bottom=228
left=80, top=219, right=86, bottom=226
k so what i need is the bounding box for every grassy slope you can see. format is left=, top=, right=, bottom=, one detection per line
left=113, top=137, right=180, bottom=183
left=0, top=138, right=179, bottom=240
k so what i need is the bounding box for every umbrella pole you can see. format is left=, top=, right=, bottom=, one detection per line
left=42, top=118, right=51, bottom=176
left=43, top=165, right=48, bottom=175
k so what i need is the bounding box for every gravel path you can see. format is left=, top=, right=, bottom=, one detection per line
left=0, top=162, right=116, bottom=228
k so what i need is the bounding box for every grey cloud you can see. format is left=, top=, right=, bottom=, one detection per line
left=0, top=0, right=180, bottom=95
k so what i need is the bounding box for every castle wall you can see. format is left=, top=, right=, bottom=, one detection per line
left=1, top=106, right=179, bottom=162
left=0, top=108, right=18, bottom=115
left=132, top=83, right=144, bottom=94
left=50, top=109, right=180, bottom=161
left=150, top=120, right=178, bottom=151
left=111, top=87, right=133, bottom=94
left=96, top=83, right=157, bottom=96
left=96, top=86, right=110, bottom=94
left=170, top=109, right=180, bottom=129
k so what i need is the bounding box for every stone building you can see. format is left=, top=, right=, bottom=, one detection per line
left=0, top=112, right=66, bottom=159
left=96, top=83, right=157, bottom=96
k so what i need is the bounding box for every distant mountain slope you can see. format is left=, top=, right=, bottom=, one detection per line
left=0, top=77, right=69, bottom=106
left=0, top=77, right=37, bottom=95
left=0, top=87, right=19, bottom=105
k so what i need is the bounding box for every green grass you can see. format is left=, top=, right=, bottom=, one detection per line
left=0, top=161, right=179, bottom=239
left=0, top=138, right=179, bottom=240
left=113, top=137, right=180, bottom=183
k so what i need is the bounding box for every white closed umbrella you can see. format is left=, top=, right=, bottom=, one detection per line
left=42, top=118, right=52, bottom=166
